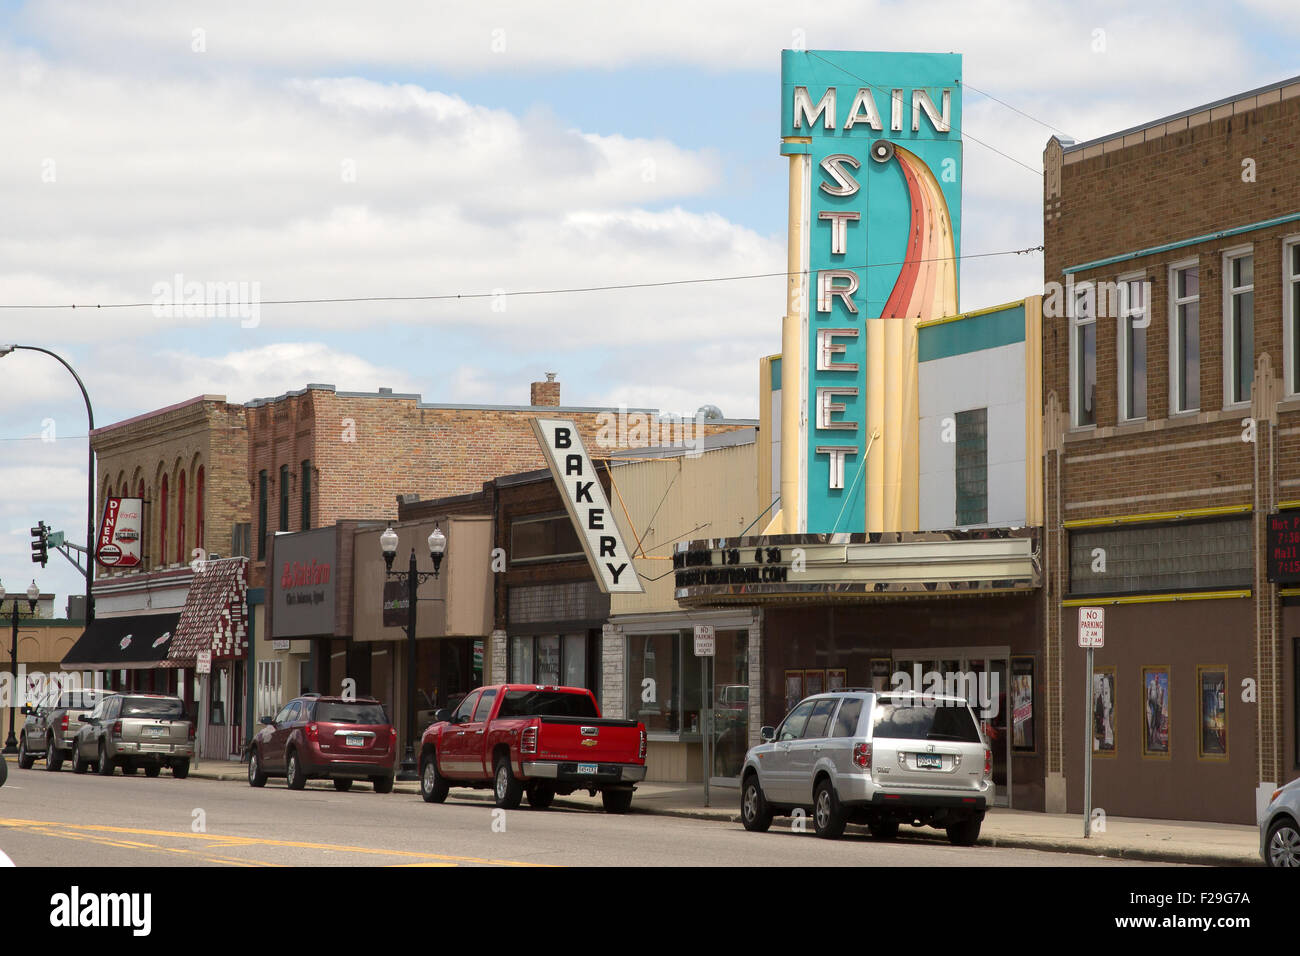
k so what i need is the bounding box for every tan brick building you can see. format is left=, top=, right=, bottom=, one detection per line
left=1042, top=75, right=1300, bottom=823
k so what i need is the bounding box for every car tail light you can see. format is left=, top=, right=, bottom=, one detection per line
left=305, top=723, right=319, bottom=742
left=521, top=726, right=538, bottom=755
left=853, top=742, right=872, bottom=769
left=60, top=715, right=69, bottom=731
left=984, top=748, right=992, bottom=776
left=111, top=720, right=122, bottom=738
left=188, top=723, right=196, bottom=741
left=638, top=729, right=647, bottom=760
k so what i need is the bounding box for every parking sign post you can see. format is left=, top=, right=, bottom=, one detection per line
left=694, top=625, right=715, bottom=807
left=1078, top=607, right=1104, bottom=838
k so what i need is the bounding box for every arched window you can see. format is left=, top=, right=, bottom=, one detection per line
left=159, top=474, right=169, bottom=566
left=196, top=466, right=205, bottom=552
left=176, top=470, right=187, bottom=564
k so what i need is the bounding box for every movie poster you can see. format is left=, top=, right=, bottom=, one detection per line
left=1199, top=666, right=1227, bottom=758
left=1092, top=667, right=1117, bottom=755
left=1011, top=657, right=1034, bottom=752
left=1143, top=666, right=1171, bottom=757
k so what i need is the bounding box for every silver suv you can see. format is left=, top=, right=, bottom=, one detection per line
left=740, top=690, right=992, bottom=845
left=71, top=693, right=194, bottom=778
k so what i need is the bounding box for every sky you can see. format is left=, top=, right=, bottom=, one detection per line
left=2, top=0, right=1299, bottom=610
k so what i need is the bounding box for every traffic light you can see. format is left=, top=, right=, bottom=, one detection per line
left=30, top=521, right=48, bottom=568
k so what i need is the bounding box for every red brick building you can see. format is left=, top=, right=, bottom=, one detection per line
left=1042, top=75, right=1300, bottom=823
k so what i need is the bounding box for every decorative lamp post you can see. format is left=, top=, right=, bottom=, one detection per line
left=381, top=523, right=447, bottom=780
left=2, top=579, right=41, bottom=753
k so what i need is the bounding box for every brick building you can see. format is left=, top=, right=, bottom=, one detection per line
left=1042, top=75, right=1300, bottom=823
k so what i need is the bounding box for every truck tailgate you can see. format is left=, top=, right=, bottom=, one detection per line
left=538, top=717, right=642, bottom=763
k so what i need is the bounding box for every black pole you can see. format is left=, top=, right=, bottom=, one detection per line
left=399, top=547, right=418, bottom=780
left=9, top=346, right=95, bottom=623
left=4, top=602, right=18, bottom=752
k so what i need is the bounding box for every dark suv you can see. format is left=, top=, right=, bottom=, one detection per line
left=247, top=694, right=397, bottom=793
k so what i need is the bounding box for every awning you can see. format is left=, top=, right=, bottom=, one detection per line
left=61, top=613, right=183, bottom=670
left=169, top=557, right=248, bottom=665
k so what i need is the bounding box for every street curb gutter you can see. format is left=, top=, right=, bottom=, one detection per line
left=183, top=766, right=1260, bottom=867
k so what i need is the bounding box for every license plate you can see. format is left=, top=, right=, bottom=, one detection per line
left=145, top=727, right=164, bottom=738
left=576, top=763, right=598, bottom=775
left=345, top=735, right=364, bottom=747
left=915, top=753, right=943, bottom=769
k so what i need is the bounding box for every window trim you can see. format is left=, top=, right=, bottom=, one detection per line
left=1070, top=280, right=1098, bottom=429
left=508, top=511, right=586, bottom=565
left=1284, top=236, right=1300, bottom=397
left=1169, top=257, right=1200, bottom=416
left=1116, top=271, right=1149, bottom=423
left=1222, top=244, right=1255, bottom=410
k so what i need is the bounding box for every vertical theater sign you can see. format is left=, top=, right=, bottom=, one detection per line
left=772, top=50, right=962, bottom=534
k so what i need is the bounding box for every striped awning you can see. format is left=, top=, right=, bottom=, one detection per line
left=168, top=557, right=249, bottom=665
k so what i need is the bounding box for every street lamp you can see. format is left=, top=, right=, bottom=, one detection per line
left=381, top=523, right=448, bottom=780
left=2, top=578, right=41, bottom=754
left=0, top=345, right=96, bottom=623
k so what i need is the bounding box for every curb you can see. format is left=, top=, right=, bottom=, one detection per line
left=163, top=766, right=1267, bottom=866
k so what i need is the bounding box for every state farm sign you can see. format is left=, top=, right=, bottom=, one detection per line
left=96, top=497, right=143, bottom=568
left=270, top=527, right=337, bottom=638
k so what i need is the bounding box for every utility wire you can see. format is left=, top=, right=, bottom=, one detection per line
left=0, top=245, right=1041, bottom=312
left=958, top=80, right=1075, bottom=140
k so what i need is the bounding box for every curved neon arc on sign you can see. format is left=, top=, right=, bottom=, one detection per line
left=882, top=145, right=958, bottom=321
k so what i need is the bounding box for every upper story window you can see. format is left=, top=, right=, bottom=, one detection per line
left=257, top=470, right=268, bottom=560
left=1224, top=249, right=1254, bottom=406
left=954, top=407, right=988, bottom=526
left=510, top=513, right=584, bottom=563
left=301, top=460, right=312, bottom=530
left=1070, top=282, right=1097, bottom=427
left=176, top=470, right=186, bottom=565
left=1118, top=276, right=1149, bottom=421
left=1170, top=261, right=1200, bottom=413
left=1285, top=238, right=1300, bottom=396
left=159, top=473, right=169, bottom=566
left=195, top=466, right=205, bottom=552
left=279, top=464, right=289, bottom=533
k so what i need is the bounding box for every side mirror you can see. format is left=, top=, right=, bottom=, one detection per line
left=434, top=708, right=451, bottom=724
left=259, top=716, right=274, bottom=725
left=760, top=725, right=776, bottom=743
left=20, top=705, right=32, bottom=716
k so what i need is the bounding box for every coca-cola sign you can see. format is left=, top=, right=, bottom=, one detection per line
left=270, top=527, right=336, bottom=638
left=96, top=497, right=143, bottom=568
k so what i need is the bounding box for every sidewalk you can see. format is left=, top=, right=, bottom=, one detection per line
left=181, top=759, right=1262, bottom=866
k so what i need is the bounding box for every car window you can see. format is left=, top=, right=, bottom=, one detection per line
left=832, top=698, right=864, bottom=737
left=472, top=689, right=498, bottom=722
left=121, top=696, right=184, bottom=718
left=872, top=700, right=982, bottom=742
left=801, top=699, right=839, bottom=739
left=778, top=700, right=816, bottom=741
left=454, top=692, right=481, bottom=723
left=315, top=701, right=388, bottom=724
left=497, top=690, right=599, bottom=718
left=105, top=697, right=121, bottom=718
left=274, top=702, right=295, bottom=724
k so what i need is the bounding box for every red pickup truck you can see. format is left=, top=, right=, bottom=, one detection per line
left=418, top=684, right=647, bottom=812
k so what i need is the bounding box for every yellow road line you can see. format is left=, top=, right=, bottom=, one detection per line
left=0, top=817, right=546, bottom=867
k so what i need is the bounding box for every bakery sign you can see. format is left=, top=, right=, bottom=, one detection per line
left=530, top=418, right=644, bottom=593
left=96, top=497, right=144, bottom=568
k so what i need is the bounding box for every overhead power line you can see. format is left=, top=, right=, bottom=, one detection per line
left=0, top=244, right=1042, bottom=312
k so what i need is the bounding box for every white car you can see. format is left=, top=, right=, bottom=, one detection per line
left=740, top=690, right=992, bottom=845
left=1261, top=777, right=1300, bottom=868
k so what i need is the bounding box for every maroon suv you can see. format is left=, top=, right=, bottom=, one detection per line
left=247, top=694, right=397, bottom=793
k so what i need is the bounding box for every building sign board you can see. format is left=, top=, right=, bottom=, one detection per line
left=781, top=50, right=962, bottom=533
left=270, top=527, right=337, bottom=638
left=530, top=418, right=644, bottom=593
left=1267, top=511, right=1300, bottom=583
left=96, top=497, right=144, bottom=568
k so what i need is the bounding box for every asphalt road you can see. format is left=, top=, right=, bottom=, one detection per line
left=0, top=764, right=1173, bottom=867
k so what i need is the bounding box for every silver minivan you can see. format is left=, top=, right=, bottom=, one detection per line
left=740, top=690, right=992, bottom=844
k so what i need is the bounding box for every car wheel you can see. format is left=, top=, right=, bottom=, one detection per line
left=144, top=765, right=161, bottom=778
left=870, top=821, right=900, bottom=840
left=372, top=775, right=395, bottom=794
left=493, top=756, right=523, bottom=810
left=1266, top=817, right=1300, bottom=868
left=333, top=778, right=353, bottom=792
left=45, top=737, right=64, bottom=772
left=248, top=749, right=268, bottom=788
left=946, top=817, right=982, bottom=847
left=72, top=747, right=90, bottom=774
left=813, top=779, right=846, bottom=839
left=97, top=743, right=113, bottom=776
left=0, top=756, right=6, bottom=787
left=17, top=736, right=35, bottom=770
left=741, top=774, right=774, bottom=832
left=285, top=750, right=306, bottom=790
left=420, top=751, right=449, bottom=804
left=601, top=788, right=634, bottom=814
left=172, top=760, right=190, bottom=780
left=526, top=783, right=555, bottom=809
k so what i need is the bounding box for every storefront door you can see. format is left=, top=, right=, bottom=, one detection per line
left=709, top=629, right=750, bottom=785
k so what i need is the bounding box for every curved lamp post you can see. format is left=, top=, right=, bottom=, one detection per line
left=2, top=578, right=41, bottom=753
left=0, top=345, right=96, bottom=624
left=381, top=523, right=447, bottom=780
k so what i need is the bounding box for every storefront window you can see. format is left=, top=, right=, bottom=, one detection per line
left=511, top=633, right=589, bottom=688
left=628, top=632, right=680, bottom=733
left=537, top=635, right=561, bottom=685
left=510, top=636, right=533, bottom=683
left=209, top=666, right=228, bottom=726
left=563, top=634, right=585, bottom=687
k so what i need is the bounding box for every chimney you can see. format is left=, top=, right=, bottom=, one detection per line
left=530, top=372, right=560, bottom=407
